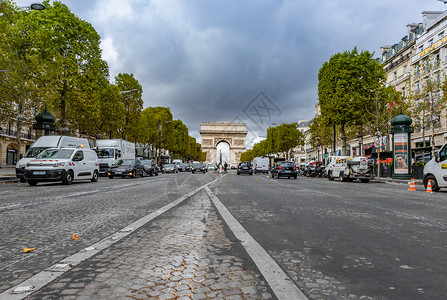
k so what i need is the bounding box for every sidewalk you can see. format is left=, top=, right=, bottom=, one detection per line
left=4, top=189, right=275, bottom=300
left=372, top=176, right=423, bottom=185
left=0, top=165, right=19, bottom=183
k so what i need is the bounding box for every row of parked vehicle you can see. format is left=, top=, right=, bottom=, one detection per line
left=15, top=135, right=214, bottom=186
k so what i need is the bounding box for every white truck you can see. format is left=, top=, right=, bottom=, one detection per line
left=16, top=135, right=90, bottom=182
left=95, top=139, right=135, bottom=174
left=326, top=156, right=373, bottom=183
left=253, top=157, right=270, bottom=174
left=423, top=142, right=447, bottom=191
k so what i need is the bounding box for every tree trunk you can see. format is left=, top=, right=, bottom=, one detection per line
left=341, top=123, right=346, bottom=156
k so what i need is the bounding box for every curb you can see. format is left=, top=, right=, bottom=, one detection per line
left=0, top=177, right=20, bottom=184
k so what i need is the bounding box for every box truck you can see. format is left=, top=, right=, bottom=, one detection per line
left=16, top=135, right=90, bottom=182
left=95, top=139, right=135, bottom=174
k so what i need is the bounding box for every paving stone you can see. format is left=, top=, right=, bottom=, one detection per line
left=23, top=189, right=273, bottom=300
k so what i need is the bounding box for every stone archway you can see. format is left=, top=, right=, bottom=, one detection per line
left=216, top=141, right=231, bottom=164
left=199, top=122, right=247, bottom=167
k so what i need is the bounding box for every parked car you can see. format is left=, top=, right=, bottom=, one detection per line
left=207, top=163, right=215, bottom=171
left=108, top=159, right=144, bottom=178
left=163, top=163, right=178, bottom=173
left=237, top=162, right=253, bottom=175
left=191, top=163, right=206, bottom=173
left=271, top=161, right=297, bottom=179
left=179, top=163, right=191, bottom=172
left=25, top=147, right=99, bottom=186
left=140, top=159, right=159, bottom=176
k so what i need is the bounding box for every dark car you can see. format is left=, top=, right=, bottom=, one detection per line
left=108, top=159, right=144, bottom=178
left=237, top=162, right=253, bottom=175
left=163, top=163, right=178, bottom=173
left=191, top=163, right=206, bottom=173
left=140, top=159, right=159, bottom=176
left=271, top=161, right=297, bottom=179
left=179, top=163, right=191, bottom=172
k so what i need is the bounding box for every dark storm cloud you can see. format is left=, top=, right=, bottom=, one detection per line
left=14, top=0, right=447, bottom=145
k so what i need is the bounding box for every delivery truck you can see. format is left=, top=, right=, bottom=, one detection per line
left=95, top=139, right=135, bottom=174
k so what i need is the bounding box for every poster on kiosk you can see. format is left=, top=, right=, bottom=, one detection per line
left=394, top=132, right=409, bottom=174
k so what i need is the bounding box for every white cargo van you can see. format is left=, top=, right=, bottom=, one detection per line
left=95, top=139, right=135, bottom=174
left=16, top=136, right=90, bottom=182
left=423, top=142, right=447, bottom=191
left=253, top=157, right=270, bottom=174
left=25, top=147, right=99, bottom=186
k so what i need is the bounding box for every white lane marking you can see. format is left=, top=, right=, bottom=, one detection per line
left=204, top=186, right=308, bottom=300
left=1, top=177, right=223, bottom=300
left=55, top=190, right=100, bottom=199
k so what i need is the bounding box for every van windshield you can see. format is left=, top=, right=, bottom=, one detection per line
left=96, top=148, right=114, bottom=158
left=37, top=149, right=74, bottom=159
left=24, top=147, right=48, bottom=158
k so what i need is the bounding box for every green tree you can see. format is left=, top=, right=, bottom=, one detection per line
left=170, top=120, right=189, bottom=159
left=28, top=1, right=110, bottom=133
left=115, top=73, right=143, bottom=141
left=318, top=48, right=386, bottom=155
left=84, top=83, right=125, bottom=139
left=308, top=115, right=333, bottom=150
left=0, top=0, right=49, bottom=158
left=273, top=123, right=305, bottom=160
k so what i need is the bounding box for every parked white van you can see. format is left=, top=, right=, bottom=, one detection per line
left=253, top=157, right=270, bottom=174
left=423, top=142, right=447, bottom=191
left=24, top=147, right=99, bottom=186
left=16, top=136, right=90, bottom=182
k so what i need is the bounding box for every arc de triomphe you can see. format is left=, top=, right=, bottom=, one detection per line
left=199, top=122, right=247, bottom=166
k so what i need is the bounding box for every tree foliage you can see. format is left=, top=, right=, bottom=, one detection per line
left=241, top=123, right=304, bottom=160
left=318, top=48, right=386, bottom=154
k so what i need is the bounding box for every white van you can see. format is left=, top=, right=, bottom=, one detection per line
left=423, top=142, right=447, bottom=191
left=24, top=147, right=99, bottom=186
left=16, top=136, right=90, bottom=182
left=253, top=157, right=270, bottom=174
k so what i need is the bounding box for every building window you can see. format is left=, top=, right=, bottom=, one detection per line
left=435, top=52, right=441, bottom=67
left=440, top=31, right=445, bottom=38
left=419, top=46, right=424, bottom=53
left=394, top=72, right=397, bottom=80
left=402, top=87, right=406, bottom=98
left=429, top=39, right=434, bottom=46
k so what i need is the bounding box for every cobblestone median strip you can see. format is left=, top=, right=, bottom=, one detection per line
left=204, top=186, right=309, bottom=300
left=0, top=178, right=222, bottom=300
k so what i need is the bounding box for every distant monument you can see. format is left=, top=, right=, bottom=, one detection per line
left=199, top=122, right=247, bottom=166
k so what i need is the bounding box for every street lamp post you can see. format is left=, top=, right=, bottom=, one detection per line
left=357, top=134, right=363, bottom=157
left=0, top=2, right=45, bottom=16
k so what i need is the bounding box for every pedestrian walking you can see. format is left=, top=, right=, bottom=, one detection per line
left=224, top=162, right=228, bottom=173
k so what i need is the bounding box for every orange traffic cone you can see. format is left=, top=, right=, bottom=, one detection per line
left=426, top=179, right=433, bottom=193
left=408, top=178, right=416, bottom=191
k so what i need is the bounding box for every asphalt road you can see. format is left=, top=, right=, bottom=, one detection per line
left=212, top=173, right=447, bottom=299
left=1, top=171, right=446, bottom=299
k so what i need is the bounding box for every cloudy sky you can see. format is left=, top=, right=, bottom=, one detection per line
left=14, top=0, right=447, bottom=146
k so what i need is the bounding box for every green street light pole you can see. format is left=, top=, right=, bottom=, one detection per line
left=0, top=2, right=45, bottom=16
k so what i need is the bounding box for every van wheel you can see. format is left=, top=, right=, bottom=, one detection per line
left=155, top=171, right=158, bottom=176
left=424, top=175, right=440, bottom=192
left=91, top=170, right=99, bottom=182
left=64, top=171, right=73, bottom=185
left=28, top=180, right=38, bottom=186
left=328, top=171, right=334, bottom=181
